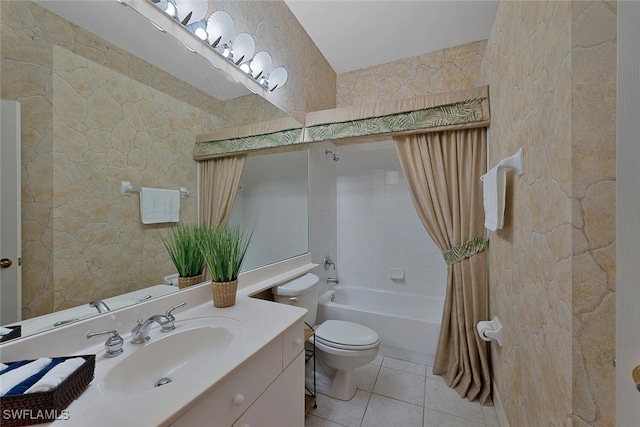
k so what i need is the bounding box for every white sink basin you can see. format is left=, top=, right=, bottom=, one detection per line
left=100, top=316, right=245, bottom=394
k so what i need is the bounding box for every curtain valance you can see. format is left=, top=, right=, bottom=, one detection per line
left=194, top=86, right=490, bottom=161
left=194, top=117, right=304, bottom=161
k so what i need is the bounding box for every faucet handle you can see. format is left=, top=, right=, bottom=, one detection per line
left=323, top=255, right=335, bottom=271
left=131, top=318, right=144, bottom=335
left=163, top=302, right=186, bottom=332
left=87, top=329, right=124, bottom=357
left=165, top=302, right=186, bottom=318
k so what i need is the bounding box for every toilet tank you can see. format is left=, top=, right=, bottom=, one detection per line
left=272, top=273, right=319, bottom=326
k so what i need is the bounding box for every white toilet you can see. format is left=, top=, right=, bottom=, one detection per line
left=273, top=273, right=380, bottom=400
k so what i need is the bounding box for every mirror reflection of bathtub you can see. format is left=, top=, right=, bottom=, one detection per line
left=3, top=285, right=178, bottom=339
left=317, top=286, right=444, bottom=365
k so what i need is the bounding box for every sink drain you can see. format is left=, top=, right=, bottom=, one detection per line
left=155, top=377, right=172, bottom=387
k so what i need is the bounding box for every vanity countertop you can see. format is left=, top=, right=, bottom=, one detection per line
left=0, top=265, right=311, bottom=427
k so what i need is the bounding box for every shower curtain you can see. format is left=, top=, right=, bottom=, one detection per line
left=394, top=127, right=492, bottom=405
left=199, top=155, right=245, bottom=227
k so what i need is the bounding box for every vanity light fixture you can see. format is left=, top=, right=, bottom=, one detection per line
left=148, top=0, right=287, bottom=91
left=186, top=19, right=207, bottom=40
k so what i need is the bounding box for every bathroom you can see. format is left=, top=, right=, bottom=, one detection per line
left=0, top=1, right=632, bottom=426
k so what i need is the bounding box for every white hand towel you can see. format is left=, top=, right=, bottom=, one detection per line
left=0, top=357, right=52, bottom=396
left=25, top=357, right=85, bottom=394
left=480, top=165, right=507, bottom=231
left=139, top=187, right=180, bottom=224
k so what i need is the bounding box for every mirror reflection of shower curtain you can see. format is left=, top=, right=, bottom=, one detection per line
left=199, top=155, right=245, bottom=227
left=394, top=127, right=491, bottom=405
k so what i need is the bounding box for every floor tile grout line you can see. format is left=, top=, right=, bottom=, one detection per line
left=358, top=359, right=383, bottom=427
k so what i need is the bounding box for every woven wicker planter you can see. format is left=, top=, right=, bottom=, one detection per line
left=211, top=279, right=238, bottom=308
left=178, top=274, right=204, bottom=289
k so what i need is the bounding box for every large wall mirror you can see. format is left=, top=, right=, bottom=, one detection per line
left=0, top=1, right=307, bottom=340
left=229, top=148, right=309, bottom=272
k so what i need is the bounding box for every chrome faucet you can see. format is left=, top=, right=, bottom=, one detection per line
left=130, top=302, right=186, bottom=344
left=89, top=300, right=110, bottom=313
left=326, top=277, right=339, bottom=284
left=87, top=329, right=124, bottom=357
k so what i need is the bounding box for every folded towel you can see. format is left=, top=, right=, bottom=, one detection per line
left=25, top=357, right=85, bottom=394
left=0, top=360, right=29, bottom=376
left=140, top=187, right=180, bottom=224
left=0, top=327, right=12, bottom=336
left=0, top=357, right=52, bottom=396
left=4, top=358, right=65, bottom=396
left=480, top=165, right=506, bottom=231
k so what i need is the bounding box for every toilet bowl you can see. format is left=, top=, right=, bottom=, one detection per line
left=272, top=273, right=380, bottom=400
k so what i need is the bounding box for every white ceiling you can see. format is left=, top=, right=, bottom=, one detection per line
left=284, top=0, right=499, bottom=74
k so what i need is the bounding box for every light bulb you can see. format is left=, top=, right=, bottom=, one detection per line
left=165, top=2, right=176, bottom=17
left=194, top=28, right=207, bottom=40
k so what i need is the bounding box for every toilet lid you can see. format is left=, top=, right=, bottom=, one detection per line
left=315, top=320, right=380, bottom=350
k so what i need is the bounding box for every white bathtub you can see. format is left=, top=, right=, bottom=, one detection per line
left=317, top=285, right=444, bottom=365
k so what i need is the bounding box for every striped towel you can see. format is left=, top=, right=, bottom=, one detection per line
left=4, top=358, right=66, bottom=396
left=0, top=357, right=52, bottom=396
left=25, top=357, right=85, bottom=394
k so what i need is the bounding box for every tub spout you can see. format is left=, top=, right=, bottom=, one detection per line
left=326, top=277, right=339, bottom=284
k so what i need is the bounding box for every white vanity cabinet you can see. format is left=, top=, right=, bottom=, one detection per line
left=169, top=322, right=305, bottom=427
left=233, top=352, right=304, bottom=427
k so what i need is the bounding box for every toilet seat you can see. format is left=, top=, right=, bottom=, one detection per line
left=315, top=320, right=380, bottom=351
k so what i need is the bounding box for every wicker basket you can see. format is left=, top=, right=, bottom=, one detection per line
left=1, top=326, right=21, bottom=343
left=211, top=279, right=238, bottom=308
left=0, top=354, right=95, bottom=426
left=178, top=274, right=204, bottom=289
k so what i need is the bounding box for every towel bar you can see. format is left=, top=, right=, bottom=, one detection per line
left=121, top=181, right=189, bottom=199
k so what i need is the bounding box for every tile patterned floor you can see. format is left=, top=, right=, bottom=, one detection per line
left=305, top=356, right=499, bottom=427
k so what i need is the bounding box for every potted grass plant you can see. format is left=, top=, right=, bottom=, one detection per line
left=161, top=224, right=206, bottom=289
left=199, top=224, right=251, bottom=308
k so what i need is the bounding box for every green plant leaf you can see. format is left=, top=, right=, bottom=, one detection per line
left=198, top=224, right=252, bottom=282
left=161, top=224, right=206, bottom=277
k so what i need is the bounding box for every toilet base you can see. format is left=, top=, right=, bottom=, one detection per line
left=306, top=356, right=358, bottom=401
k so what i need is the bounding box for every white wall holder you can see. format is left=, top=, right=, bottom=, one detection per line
left=476, top=316, right=503, bottom=346
left=121, top=181, right=189, bottom=199
left=497, top=147, right=524, bottom=176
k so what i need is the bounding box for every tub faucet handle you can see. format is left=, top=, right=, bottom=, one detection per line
left=323, top=255, right=335, bottom=271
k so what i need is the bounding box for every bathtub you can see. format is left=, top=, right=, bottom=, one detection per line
left=317, top=285, right=444, bottom=365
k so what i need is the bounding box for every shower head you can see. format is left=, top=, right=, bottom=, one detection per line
left=325, top=149, right=340, bottom=161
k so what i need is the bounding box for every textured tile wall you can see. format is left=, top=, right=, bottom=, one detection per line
left=479, top=1, right=574, bottom=424
left=50, top=46, right=215, bottom=310
left=337, top=40, right=486, bottom=107
left=478, top=1, right=616, bottom=426
left=570, top=2, right=616, bottom=426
